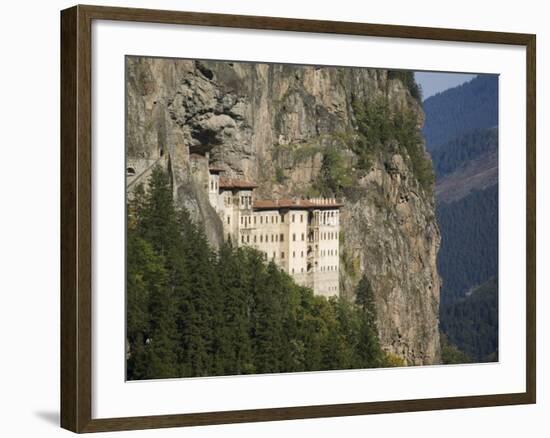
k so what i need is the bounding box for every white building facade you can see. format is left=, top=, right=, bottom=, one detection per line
left=206, top=167, right=341, bottom=298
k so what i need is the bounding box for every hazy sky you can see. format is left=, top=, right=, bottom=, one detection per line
left=415, top=72, right=477, bottom=100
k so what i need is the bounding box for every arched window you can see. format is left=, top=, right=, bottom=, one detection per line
left=126, top=167, right=136, bottom=176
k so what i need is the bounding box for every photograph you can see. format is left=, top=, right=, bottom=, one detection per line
left=125, top=56, right=499, bottom=380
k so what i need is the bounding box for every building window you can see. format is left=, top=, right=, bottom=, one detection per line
left=301, top=268, right=304, bottom=273
left=254, top=235, right=257, bottom=243
left=210, top=181, right=214, bottom=190
left=292, top=214, right=295, bottom=223
left=271, top=216, right=275, bottom=224
left=301, top=251, right=304, bottom=257
left=227, top=217, right=230, bottom=225
left=281, top=215, right=285, bottom=223
left=281, top=252, right=285, bottom=259
left=273, top=251, right=276, bottom=259
left=301, top=233, right=305, bottom=241
left=247, top=235, right=250, bottom=243
left=300, top=214, right=303, bottom=223
left=292, top=268, right=295, bottom=274
left=293, top=251, right=296, bottom=258
left=241, top=235, right=245, bottom=244
left=271, top=234, right=274, bottom=242
left=254, top=216, right=256, bottom=224
left=260, top=235, right=263, bottom=243
left=241, top=217, right=243, bottom=225
left=126, top=167, right=136, bottom=176
left=275, top=234, right=278, bottom=242
left=293, top=233, right=296, bottom=241
left=280, top=233, right=284, bottom=242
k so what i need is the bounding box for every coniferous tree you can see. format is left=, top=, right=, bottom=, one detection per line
left=126, top=170, right=181, bottom=379
left=126, top=167, right=392, bottom=380
left=355, top=274, right=385, bottom=367
left=178, top=210, right=218, bottom=376
left=252, top=261, right=285, bottom=373
left=217, top=243, right=253, bottom=375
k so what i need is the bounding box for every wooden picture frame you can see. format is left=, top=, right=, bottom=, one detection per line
left=60, top=4, right=536, bottom=433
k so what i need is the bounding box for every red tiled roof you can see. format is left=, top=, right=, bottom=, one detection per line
left=208, top=166, right=225, bottom=173
left=253, top=198, right=343, bottom=210
left=219, top=177, right=258, bottom=189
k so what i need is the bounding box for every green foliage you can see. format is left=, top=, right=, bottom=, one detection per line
left=440, top=333, right=472, bottom=365
left=315, top=146, right=353, bottom=196
left=274, top=166, right=286, bottom=184
left=423, top=75, right=498, bottom=152
left=126, top=167, right=395, bottom=379
left=437, top=185, right=498, bottom=306
left=387, top=70, right=422, bottom=101
left=440, top=277, right=498, bottom=362
left=351, top=97, right=434, bottom=191
left=431, top=127, right=498, bottom=178
left=354, top=275, right=386, bottom=367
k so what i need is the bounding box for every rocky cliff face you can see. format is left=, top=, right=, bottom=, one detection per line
left=126, top=57, right=441, bottom=365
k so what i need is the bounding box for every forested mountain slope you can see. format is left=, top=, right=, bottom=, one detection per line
left=440, top=277, right=498, bottom=362
left=424, top=73, right=499, bottom=364
left=127, top=59, right=441, bottom=365
left=423, top=75, right=498, bottom=152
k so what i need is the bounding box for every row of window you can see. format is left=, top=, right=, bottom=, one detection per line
left=238, top=233, right=340, bottom=250
left=209, top=180, right=219, bottom=191
left=240, top=195, right=252, bottom=207
left=320, top=265, right=338, bottom=272
left=321, top=231, right=338, bottom=240
left=241, top=233, right=286, bottom=244
left=316, top=210, right=339, bottom=224
left=233, top=213, right=341, bottom=229
left=234, top=212, right=312, bottom=226
left=291, top=268, right=306, bottom=274
left=239, top=214, right=282, bottom=226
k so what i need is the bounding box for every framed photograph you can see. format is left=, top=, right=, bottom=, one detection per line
left=60, top=4, right=536, bottom=433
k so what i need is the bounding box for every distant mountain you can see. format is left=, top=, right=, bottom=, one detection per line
left=423, top=75, right=498, bottom=152
left=422, top=73, right=499, bottom=310
left=434, top=127, right=498, bottom=203
left=421, top=71, right=499, bottom=363
left=436, top=185, right=498, bottom=306
left=440, top=277, right=498, bottom=362
left=431, top=127, right=498, bottom=179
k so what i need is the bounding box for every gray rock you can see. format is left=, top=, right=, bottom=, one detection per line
left=126, top=57, right=441, bottom=365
